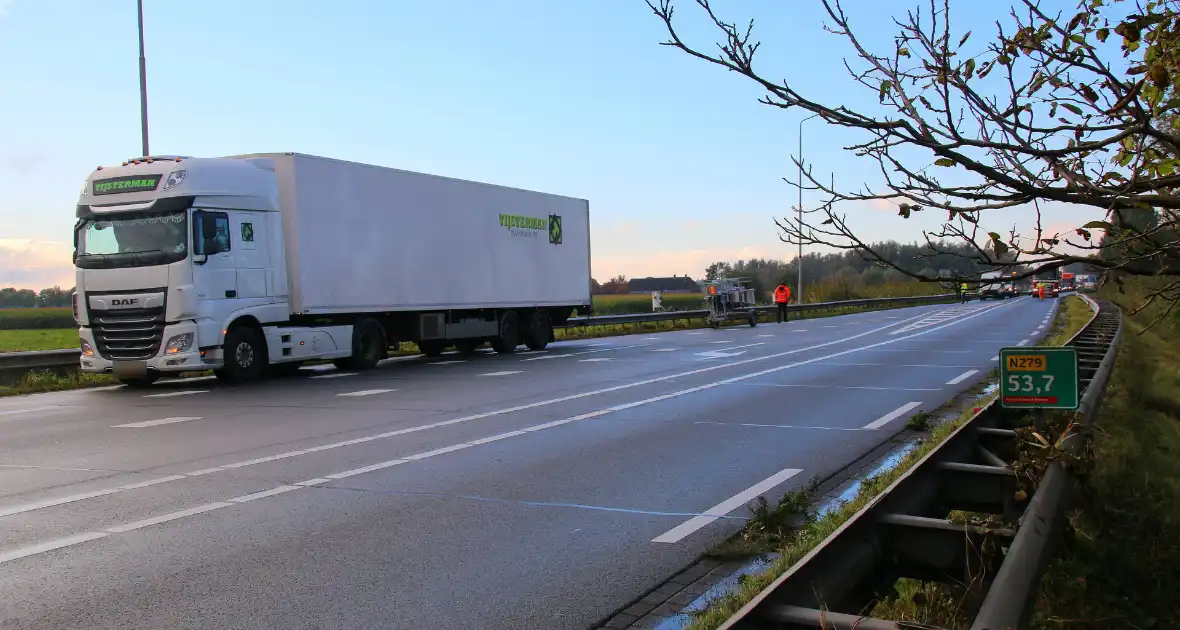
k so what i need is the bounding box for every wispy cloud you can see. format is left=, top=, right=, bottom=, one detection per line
left=0, top=238, right=74, bottom=290
left=0, top=0, right=14, bottom=20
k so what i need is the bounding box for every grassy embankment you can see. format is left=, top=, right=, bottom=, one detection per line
left=684, top=294, right=1093, bottom=630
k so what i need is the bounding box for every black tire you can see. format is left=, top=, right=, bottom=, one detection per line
left=492, top=311, right=520, bottom=354
left=119, top=375, right=159, bottom=388
left=455, top=339, right=482, bottom=355
left=748, top=310, right=758, bottom=327
left=218, top=324, right=267, bottom=384
left=336, top=318, right=386, bottom=370
left=525, top=312, right=553, bottom=351
left=418, top=339, right=447, bottom=357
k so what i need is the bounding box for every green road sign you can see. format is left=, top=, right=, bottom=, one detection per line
left=999, top=346, right=1079, bottom=409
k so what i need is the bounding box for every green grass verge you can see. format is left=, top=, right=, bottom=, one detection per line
left=1028, top=282, right=1180, bottom=629
left=0, top=307, right=74, bottom=330
left=685, top=294, right=1093, bottom=630
left=0, top=329, right=78, bottom=352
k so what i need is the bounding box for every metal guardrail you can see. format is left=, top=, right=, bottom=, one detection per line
left=0, top=294, right=961, bottom=383
left=561, top=293, right=959, bottom=328
left=713, top=295, right=1123, bottom=630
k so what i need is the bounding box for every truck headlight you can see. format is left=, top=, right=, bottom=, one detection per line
left=165, top=333, right=194, bottom=354
left=81, top=340, right=95, bottom=357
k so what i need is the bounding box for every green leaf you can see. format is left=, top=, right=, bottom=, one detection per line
left=1080, top=84, right=1099, bottom=102
left=963, top=58, right=976, bottom=80
left=1082, top=221, right=1113, bottom=229
left=1117, top=150, right=1135, bottom=166
left=934, top=158, right=956, bottom=167
left=1042, top=238, right=1060, bottom=246
left=1096, top=27, right=1110, bottom=42
left=1062, top=103, right=1084, bottom=115
left=879, top=80, right=893, bottom=102
left=1076, top=228, right=1093, bottom=241
left=898, top=47, right=911, bottom=57
left=1069, top=33, right=1087, bottom=45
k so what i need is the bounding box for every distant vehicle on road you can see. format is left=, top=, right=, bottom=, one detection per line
left=72, top=153, right=592, bottom=386
left=978, top=271, right=1008, bottom=299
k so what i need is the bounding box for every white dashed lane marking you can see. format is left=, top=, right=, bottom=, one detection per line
left=946, top=369, right=980, bottom=385
left=863, top=401, right=924, bottom=430
left=309, top=372, right=356, bottom=379
left=141, top=390, right=207, bottom=398
left=480, top=371, right=523, bottom=377
left=336, top=389, right=396, bottom=397
left=112, top=416, right=203, bottom=429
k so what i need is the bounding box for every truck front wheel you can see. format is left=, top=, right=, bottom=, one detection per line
left=493, top=311, right=520, bottom=354
left=216, top=324, right=267, bottom=384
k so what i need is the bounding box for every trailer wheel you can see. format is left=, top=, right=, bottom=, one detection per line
left=418, top=340, right=447, bottom=357
left=748, top=310, right=758, bottom=327
left=216, top=323, right=267, bottom=384
left=335, top=318, right=386, bottom=370
left=525, top=312, right=552, bottom=351
left=493, top=311, right=520, bottom=354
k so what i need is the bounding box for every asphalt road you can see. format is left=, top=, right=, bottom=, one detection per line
left=0, top=297, right=1056, bottom=629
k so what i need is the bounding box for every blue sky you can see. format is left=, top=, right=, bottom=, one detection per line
left=0, top=0, right=1096, bottom=290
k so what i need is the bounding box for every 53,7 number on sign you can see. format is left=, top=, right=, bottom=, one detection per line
left=1007, top=373, right=1054, bottom=395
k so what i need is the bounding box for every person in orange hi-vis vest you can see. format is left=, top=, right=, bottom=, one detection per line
left=774, top=283, right=792, bottom=323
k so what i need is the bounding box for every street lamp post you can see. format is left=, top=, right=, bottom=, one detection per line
left=797, top=113, right=820, bottom=302
left=137, top=0, right=150, bottom=157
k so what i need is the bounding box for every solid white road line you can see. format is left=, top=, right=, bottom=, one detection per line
left=480, top=371, right=523, bottom=377
left=739, top=383, right=941, bottom=392
left=310, top=372, right=356, bottom=379
left=0, top=304, right=1002, bottom=523
left=1018, top=339, right=1031, bottom=346
left=104, top=502, right=233, bottom=533
left=112, top=416, right=203, bottom=429
left=430, top=361, right=466, bottom=365
left=336, top=389, right=396, bottom=397
left=946, top=369, right=980, bottom=385
left=0, top=406, right=69, bottom=418
left=579, top=358, right=613, bottom=362
left=228, top=486, right=301, bottom=503
left=142, top=390, right=207, bottom=398
left=862, top=401, right=924, bottom=430
left=651, top=348, right=678, bottom=352
left=0, top=532, right=110, bottom=564
left=652, top=468, right=804, bottom=543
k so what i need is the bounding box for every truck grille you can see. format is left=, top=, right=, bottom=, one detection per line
left=91, top=307, right=166, bottom=360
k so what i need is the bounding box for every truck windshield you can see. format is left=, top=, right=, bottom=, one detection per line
left=75, top=210, right=189, bottom=269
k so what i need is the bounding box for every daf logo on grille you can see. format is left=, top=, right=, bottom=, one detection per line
left=111, top=298, right=139, bottom=307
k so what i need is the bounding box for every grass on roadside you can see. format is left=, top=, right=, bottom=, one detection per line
left=0, top=369, right=116, bottom=397
left=1027, top=281, right=1180, bottom=630
left=0, top=328, right=78, bottom=352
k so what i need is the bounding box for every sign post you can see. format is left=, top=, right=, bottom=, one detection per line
left=999, top=346, right=1080, bottom=409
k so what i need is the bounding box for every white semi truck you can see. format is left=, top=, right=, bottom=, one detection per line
left=72, top=153, right=592, bottom=386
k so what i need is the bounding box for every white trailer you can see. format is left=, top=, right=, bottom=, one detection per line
left=72, top=153, right=591, bottom=386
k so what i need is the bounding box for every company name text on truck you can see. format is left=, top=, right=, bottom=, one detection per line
left=72, top=153, right=592, bottom=386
